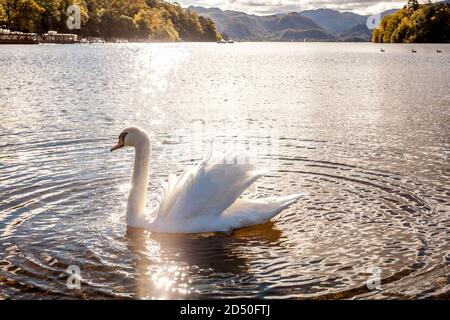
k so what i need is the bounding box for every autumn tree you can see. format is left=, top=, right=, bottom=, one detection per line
left=0, top=0, right=221, bottom=41
left=5, top=0, right=45, bottom=32
left=372, top=1, right=450, bottom=43
left=0, top=0, right=7, bottom=24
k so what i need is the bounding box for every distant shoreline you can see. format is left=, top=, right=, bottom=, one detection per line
left=1, top=41, right=449, bottom=45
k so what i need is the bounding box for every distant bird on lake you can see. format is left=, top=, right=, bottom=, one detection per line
left=412, top=49, right=417, bottom=53
left=436, top=49, right=441, bottom=53
left=381, top=48, right=385, bottom=52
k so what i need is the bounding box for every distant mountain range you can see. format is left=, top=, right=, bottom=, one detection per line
left=189, top=6, right=399, bottom=42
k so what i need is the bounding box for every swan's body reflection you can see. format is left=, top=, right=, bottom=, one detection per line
left=125, top=223, right=282, bottom=299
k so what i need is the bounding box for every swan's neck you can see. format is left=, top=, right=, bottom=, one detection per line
left=127, top=136, right=150, bottom=227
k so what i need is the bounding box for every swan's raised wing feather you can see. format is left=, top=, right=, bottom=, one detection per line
left=155, top=151, right=266, bottom=220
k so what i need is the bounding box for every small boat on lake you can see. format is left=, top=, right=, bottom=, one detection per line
left=41, top=31, right=78, bottom=44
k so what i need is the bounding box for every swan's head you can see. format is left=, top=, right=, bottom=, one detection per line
left=110, top=126, right=149, bottom=152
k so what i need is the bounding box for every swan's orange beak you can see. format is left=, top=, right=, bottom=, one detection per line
left=110, top=141, right=124, bottom=152
left=111, top=131, right=128, bottom=152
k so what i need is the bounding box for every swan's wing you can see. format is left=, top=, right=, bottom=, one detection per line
left=155, top=150, right=267, bottom=220
left=220, top=193, right=305, bottom=230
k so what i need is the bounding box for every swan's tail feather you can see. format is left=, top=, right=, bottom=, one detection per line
left=272, top=193, right=306, bottom=210
left=222, top=193, right=305, bottom=230
left=257, top=193, right=306, bottom=219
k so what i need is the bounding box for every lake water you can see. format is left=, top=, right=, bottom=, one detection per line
left=0, top=43, right=449, bottom=299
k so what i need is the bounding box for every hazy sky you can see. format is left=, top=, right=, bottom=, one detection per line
left=175, top=0, right=433, bottom=15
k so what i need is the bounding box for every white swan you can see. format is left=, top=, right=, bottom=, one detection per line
left=111, top=126, right=303, bottom=233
